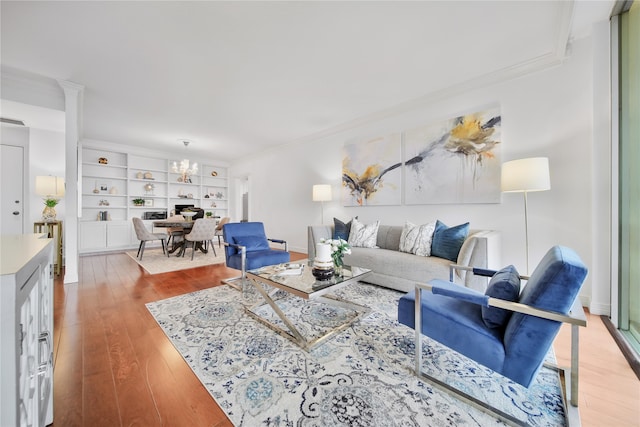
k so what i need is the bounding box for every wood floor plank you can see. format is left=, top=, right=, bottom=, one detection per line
left=50, top=252, right=639, bottom=427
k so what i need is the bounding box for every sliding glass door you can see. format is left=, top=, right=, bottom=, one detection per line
left=619, top=1, right=640, bottom=353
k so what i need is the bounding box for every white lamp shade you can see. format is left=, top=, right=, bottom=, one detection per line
left=36, top=176, right=65, bottom=197
left=501, top=157, right=550, bottom=193
left=312, top=184, right=332, bottom=202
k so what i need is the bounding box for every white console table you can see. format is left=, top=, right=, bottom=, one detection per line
left=1, top=234, right=54, bottom=426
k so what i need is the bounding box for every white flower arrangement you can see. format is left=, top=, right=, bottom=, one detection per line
left=320, top=238, right=351, bottom=267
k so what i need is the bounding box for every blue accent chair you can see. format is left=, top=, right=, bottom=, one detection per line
left=222, top=222, right=290, bottom=287
left=398, top=246, right=587, bottom=425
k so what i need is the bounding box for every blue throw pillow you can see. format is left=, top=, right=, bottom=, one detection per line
left=430, top=220, right=470, bottom=261
left=333, top=217, right=357, bottom=240
left=481, top=265, right=521, bottom=329
left=233, top=235, right=270, bottom=252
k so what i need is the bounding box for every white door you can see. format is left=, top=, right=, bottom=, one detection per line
left=1, top=145, right=25, bottom=235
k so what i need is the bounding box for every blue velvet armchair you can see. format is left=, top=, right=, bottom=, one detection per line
left=398, top=246, right=588, bottom=425
left=222, top=222, right=290, bottom=287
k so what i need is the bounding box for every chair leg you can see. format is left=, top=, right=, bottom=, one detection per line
left=137, top=241, right=144, bottom=258
left=139, top=241, right=146, bottom=260
left=209, top=240, right=216, bottom=257
left=191, top=242, right=196, bottom=260
left=161, top=239, right=167, bottom=255
left=217, top=235, right=222, bottom=247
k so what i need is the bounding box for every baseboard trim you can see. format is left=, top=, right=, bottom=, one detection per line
left=601, top=315, right=640, bottom=380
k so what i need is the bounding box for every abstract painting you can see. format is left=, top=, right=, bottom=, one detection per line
left=404, top=107, right=502, bottom=204
left=342, top=133, right=402, bottom=206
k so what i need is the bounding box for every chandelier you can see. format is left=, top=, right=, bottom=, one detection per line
left=172, top=140, right=198, bottom=183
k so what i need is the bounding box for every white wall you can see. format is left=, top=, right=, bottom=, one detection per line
left=230, top=34, right=609, bottom=313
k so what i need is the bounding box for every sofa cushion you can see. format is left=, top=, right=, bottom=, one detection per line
left=399, top=221, right=436, bottom=256
left=431, top=220, right=470, bottom=261
left=233, top=235, right=270, bottom=252
left=333, top=217, right=356, bottom=241
left=376, top=225, right=402, bottom=250
left=349, top=219, right=379, bottom=248
left=481, top=265, right=521, bottom=329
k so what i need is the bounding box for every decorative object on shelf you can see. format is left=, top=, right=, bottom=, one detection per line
left=109, top=186, right=118, bottom=194
left=144, top=199, right=154, bottom=207
left=204, top=194, right=210, bottom=198
left=98, top=199, right=110, bottom=206
left=144, top=171, right=153, bottom=179
left=312, top=184, right=332, bottom=224
left=98, top=157, right=108, bottom=164
left=136, top=171, right=144, bottom=179
left=132, top=198, right=145, bottom=206
left=211, top=170, right=218, bottom=176
left=144, top=182, right=155, bottom=195
left=320, top=238, right=351, bottom=277
left=92, top=181, right=100, bottom=194
left=501, top=157, right=550, bottom=274
left=205, top=211, right=213, bottom=218
left=172, top=140, right=198, bottom=183
left=215, top=191, right=224, bottom=199
left=182, top=211, right=197, bottom=221
left=35, top=175, right=65, bottom=222
left=211, top=201, right=217, bottom=207
left=99, top=182, right=110, bottom=193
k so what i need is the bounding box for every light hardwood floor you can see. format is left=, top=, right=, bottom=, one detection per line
left=52, top=252, right=639, bottom=426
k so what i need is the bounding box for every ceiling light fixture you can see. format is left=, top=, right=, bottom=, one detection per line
left=172, top=140, right=198, bottom=183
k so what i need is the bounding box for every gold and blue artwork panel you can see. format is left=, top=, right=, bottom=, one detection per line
left=342, top=133, right=402, bottom=206
left=404, top=107, right=502, bottom=204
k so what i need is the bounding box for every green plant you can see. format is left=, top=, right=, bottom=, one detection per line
left=205, top=211, right=212, bottom=217
left=44, top=198, right=59, bottom=207
left=132, top=198, right=145, bottom=205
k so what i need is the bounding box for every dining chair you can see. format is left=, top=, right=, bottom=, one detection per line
left=132, top=217, right=167, bottom=260
left=183, top=218, right=217, bottom=260
left=214, top=217, right=231, bottom=247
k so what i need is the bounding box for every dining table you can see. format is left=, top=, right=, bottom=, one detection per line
left=152, top=219, right=208, bottom=256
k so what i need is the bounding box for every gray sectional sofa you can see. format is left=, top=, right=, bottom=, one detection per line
left=308, top=224, right=500, bottom=293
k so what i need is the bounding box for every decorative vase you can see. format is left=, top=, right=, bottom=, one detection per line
left=42, top=206, right=57, bottom=222
left=333, top=256, right=344, bottom=277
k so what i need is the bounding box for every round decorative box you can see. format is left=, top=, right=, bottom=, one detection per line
left=312, top=266, right=334, bottom=281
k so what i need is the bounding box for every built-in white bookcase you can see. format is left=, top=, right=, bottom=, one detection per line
left=79, top=145, right=228, bottom=253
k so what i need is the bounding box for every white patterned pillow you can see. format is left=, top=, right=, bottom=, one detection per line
left=399, top=221, right=436, bottom=256
left=348, top=219, right=380, bottom=248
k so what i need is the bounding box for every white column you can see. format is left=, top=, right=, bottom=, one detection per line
left=58, top=80, right=84, bottom=284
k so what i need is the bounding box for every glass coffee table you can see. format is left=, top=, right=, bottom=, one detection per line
left=245, top=260, right=371, bottom=351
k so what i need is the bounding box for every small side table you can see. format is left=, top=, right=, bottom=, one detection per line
left=34, top=220, right=63, bottom=276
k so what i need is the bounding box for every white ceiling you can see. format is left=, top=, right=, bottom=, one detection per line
left=1, top=1, right=613, bottom=163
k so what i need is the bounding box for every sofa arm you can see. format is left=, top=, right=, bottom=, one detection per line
left=307, top=225, right=334, bottom=260
left=455, top=230, right=501, bottom=291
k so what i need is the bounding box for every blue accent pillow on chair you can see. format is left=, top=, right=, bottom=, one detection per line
left=430, top=220, right=469, bottom=261
left=333, top=217, right=357, bottom=240
left=233, top=235, right=270, bottom=252
left=481, top=265, right=521, bottom=329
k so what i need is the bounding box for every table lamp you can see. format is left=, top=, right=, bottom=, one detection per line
left=36, top=175, right=65, bottom=222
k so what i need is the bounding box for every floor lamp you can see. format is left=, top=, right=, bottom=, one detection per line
left=501, top=157, right=550, bottom=274
left=312, top=184, right=332, bottom=224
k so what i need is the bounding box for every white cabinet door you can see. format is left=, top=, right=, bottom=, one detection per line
left=106, top=221, right=131, bottom=248
left=79, top=222, right=107, bottom=251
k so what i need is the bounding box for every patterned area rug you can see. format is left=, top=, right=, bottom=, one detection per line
left=126, top=247, right=226, bottom=274
left=146, top=282, right=567, bottom=426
